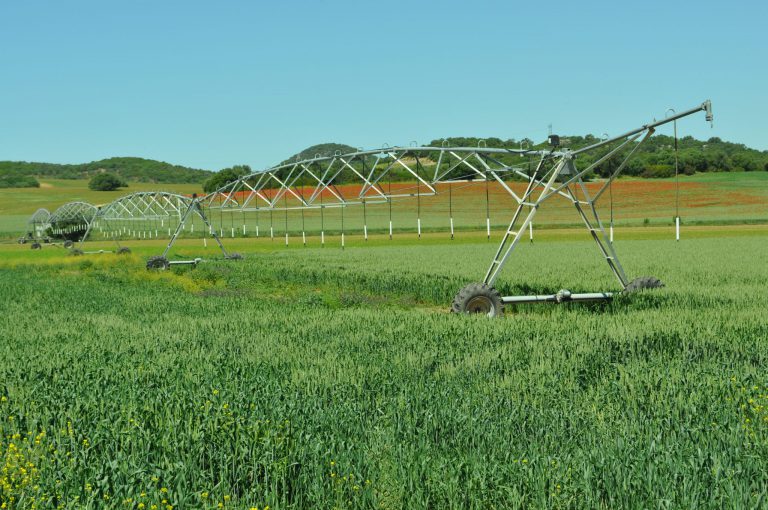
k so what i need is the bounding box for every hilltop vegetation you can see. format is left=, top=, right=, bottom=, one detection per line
left=0, top=157, right=212, bottom=184
left=0, top=136, right=764, bottom=191
left=430, top=135, right=768, bottom=178
left=262, top=135, right=768, bottom=186
left=282, top=143, right=359, bottom=164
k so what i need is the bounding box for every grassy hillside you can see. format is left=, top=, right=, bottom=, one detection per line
left=0, top=157, right=212, bottom=184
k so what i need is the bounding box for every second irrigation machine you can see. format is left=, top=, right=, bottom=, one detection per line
left=141, top=100, right=713, bottom=316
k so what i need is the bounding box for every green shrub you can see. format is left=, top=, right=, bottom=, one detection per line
left=88, top=172, right=127, bottom=191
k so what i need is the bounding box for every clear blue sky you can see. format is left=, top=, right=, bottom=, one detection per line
left=1, top=0, right=765, bottom=171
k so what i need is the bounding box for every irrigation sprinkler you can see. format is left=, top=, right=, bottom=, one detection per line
left=26, top=100, right=713, bottom=317
left=46, top=202, right=98, bottom=253
left=20, top=208, right=52, bottom=247
left=186, top=99, right=711, bottom=315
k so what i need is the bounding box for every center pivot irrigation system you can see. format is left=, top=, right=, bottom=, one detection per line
left=30, top=100, right=713, bottom=316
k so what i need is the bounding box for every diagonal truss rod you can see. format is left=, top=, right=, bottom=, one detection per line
left=482, top=100, right=712, bottom=288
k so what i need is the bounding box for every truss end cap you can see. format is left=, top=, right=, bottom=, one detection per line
left=704, top=99, right=713, bottom=124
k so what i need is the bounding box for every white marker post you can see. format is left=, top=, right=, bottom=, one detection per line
left=529, top=221, right=533, bottom=243
left=676, top=216, right=680, bottom=241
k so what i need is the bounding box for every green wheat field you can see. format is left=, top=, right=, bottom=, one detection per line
left=1, top=220, right=767, bottom=508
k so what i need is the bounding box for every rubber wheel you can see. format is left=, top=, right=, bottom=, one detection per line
left=19, top=238, right=27, bottom=245
left=451, top=283, right=504, bottom=317
left=117, top=247, right=131, bottom=255
left=146, top=256, right=170, bottom=271
left=624, top=276, right=664, bottom=293
left=226, top=252, right=243, bottom=260
left=69, top=249, right=84, bottom=257
left=63, top=240, right=74, bottom=248
left=31, top=242, right=41, bottom=250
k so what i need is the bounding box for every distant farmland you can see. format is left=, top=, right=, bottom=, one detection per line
left=1, top=172, right=767, bottom=238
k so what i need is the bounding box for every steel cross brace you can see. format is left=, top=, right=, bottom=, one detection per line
left=483, top=100, right=711, bottom=302
left=162, top=198, right=229, bottom=260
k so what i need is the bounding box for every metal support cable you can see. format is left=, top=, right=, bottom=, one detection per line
left=449, top=182, right=454, bottom=240
left=485, top=170, right=491, bottom=241
left=320, top=188, right=325, bottom=246
left=415, top=154, right=422, bottom=240
left=388, top=174, right=392, bottom=240
left=674, top=119, right=680, bottom=218
left=299, top=183, right=306, bottom=246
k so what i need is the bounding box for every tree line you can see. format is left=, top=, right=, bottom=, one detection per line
left=0, top=157, right=212, bottom=186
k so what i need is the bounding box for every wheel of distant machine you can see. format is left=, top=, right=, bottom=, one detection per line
left=146, top=256, right=170, bottom=271
left=69, top=248, right=84, bottom=256
left=63, top=240, right=74, bottom=248
left=117, top=247, right=132, bottom=255
left=624, top=276, right=665, bottom=293
left=225, top=252, right=243, bottom=260
left=31, top=242, right=41, bottom=250
left=452, top=283, right=504, bottom=317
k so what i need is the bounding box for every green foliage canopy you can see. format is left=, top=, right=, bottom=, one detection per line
left=0, top=170, right=39, bottom=188
left=88, top=172, right=128, bottom=191
left=203, top=165, right=252, bottom=193
left=0, top=157, right=212, bottom=184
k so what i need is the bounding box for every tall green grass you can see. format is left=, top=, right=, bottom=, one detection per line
left=1, top=235, right=767, bottom=508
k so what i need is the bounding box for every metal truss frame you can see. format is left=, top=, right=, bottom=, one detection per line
left=27, top=100, right=713, bottom=309
left=165, top=100, right=712, bottom=304
left=28, top=208, right=51, bottom=237
left=89, top=191, right=228, bottom=258
left=49, top=201, right=99, bottom=241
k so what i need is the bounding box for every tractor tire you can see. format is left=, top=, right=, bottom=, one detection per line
left=225, top=252, right=243, bottom=260
left=69, top=249, right=84, bottom=257
left=146, top=256, right=170, bottom=271
left=117, top=247, right=131, bottom=255
left=624, top=276, right=664, bottom=293
left=31, top=242, right=41, bottom=250
left=451, top=283, right=504, bottom=317
left=63, top=240, right=74, bottom=248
